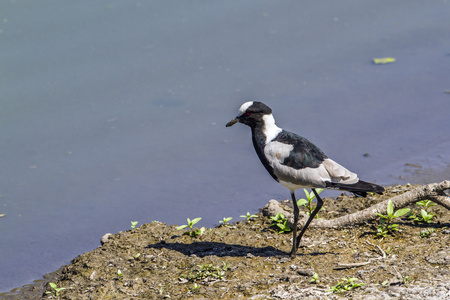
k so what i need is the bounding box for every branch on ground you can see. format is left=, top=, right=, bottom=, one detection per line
left=262, top=180, right=450, bottom=229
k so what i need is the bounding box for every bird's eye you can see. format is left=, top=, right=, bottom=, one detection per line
left=246, top=112, right=251, bottom=116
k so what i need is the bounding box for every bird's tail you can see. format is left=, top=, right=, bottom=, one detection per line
left=326, top=180, right=384, bottom=197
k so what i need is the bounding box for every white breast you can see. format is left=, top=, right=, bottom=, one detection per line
left=262, top=114, right=282, bottom=144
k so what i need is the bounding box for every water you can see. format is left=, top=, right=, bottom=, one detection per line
left=1, top=0, right=449, bottom=293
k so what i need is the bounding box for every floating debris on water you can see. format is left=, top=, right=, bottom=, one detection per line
left=372, top=57, right=396, bottom=64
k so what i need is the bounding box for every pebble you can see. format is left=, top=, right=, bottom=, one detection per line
left=101, top=233, right=113, bottom=245
left=296, top=268, right=315, bottom=276
left=89, top=271, right=96, bottom=281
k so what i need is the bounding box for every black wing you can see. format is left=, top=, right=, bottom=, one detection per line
left=273, top=130, right=327, bottom=170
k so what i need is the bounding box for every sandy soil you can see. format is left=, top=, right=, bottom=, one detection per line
left=2, top=184, right=449, bottom=299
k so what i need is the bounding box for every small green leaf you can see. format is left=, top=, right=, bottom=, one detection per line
left=303, top=189, right=310, bottom=199
left=176, top=225, right=188, bottom=230
left=376, top=213, right=388, bottom=219
left=297, top=199, right=308, bottom=206
left=393, top=207, right=410, bottom=218
left=387, top=200, right=394, bottom=216
left=131, top=221, right=138, bottom=229
left=191, top=217, right=202, bottom=225
left=427, top=202, right=437, bottom=208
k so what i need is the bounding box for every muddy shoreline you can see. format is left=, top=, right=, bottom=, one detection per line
left=1, top=184, right=449, bottom=299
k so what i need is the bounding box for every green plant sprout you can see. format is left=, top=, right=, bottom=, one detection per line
left=402, top=276, right=412, bottom=284
left=222, top=261, right=228, bottom=271
left=177, top=217, right=201, bottom=231
left=240, top=212, right=258, bottom=221
left=376, top=200, right=410, bottom=238
left=417, top=199, right=437, bottom=210
left=310, top=273, right=319, bottom=284
left=219, top=217, right=232, bottom=226
left=269, top=212, right=292, bottom=234
left=196, top=227, right=207, bottom=237
left=131, top=221, right=138, bottom=230
left=410, top=209, right=435, bottom=223
left=45, top=282, right=66, bottom=296
left=117, top=269, right=123, bottom=280
left=419, top=228, right=435, bottom=238
left=157, top=286, right=165, bottom=295
left=327, top=277, right=365, bottom=292
left=409, top=200, right=436, bottom=223
left=191, top=283, right=200, bottom=293
left=176, top=217, right=205, bottom=237
left=297, top=188, right=324, bottom=218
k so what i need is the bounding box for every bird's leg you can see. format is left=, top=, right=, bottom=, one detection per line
left=289, top=191, right=299, bottom=258
left=295, top=188, right=324, bottom=249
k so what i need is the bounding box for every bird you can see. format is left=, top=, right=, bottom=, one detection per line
left=226, top=101, right=384, bottom=257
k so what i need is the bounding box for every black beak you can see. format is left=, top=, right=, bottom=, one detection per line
left=226, top=117, right=239, bottom=127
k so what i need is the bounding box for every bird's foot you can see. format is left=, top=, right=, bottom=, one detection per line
left=289, top=248, right=297, bottom=258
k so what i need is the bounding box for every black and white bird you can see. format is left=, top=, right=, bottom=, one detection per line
left=226, top=101, right=384, bottom=257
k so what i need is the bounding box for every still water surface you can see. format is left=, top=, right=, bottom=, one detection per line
left=1, top=1, right=449, bottom=292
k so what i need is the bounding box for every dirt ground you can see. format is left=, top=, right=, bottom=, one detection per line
left=3, top=184, right=449, bottom=299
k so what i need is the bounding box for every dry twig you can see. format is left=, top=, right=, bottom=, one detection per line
left=334, top=241, right=387, bottom=270
left=262, top=181, right=450, bottom=229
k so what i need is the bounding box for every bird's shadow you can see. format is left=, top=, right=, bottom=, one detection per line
left=146, top=240, right=332, bottom=258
